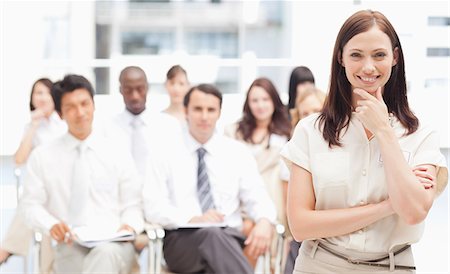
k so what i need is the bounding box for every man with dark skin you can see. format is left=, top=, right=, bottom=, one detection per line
left=119, top=66, right=148, bottom=115
left=111, top=66, right=180, bottom=176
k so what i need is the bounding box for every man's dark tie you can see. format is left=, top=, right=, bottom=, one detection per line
left=197, top=147, right=215, bottom=213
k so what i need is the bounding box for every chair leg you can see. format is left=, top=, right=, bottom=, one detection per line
left=25, top=232, right=42, bottom=274
left=145, top=224, right=166, bottom=274
left=273, top=224, right=286, bottom=274
left=155, top=228, right=165, bottom=274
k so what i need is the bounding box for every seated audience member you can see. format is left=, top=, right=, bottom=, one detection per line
left=106, top=66, right=182, bottom=272
left=290, top=86, right=326, bottom=129
left=224, top=77, right=291, bottom=266
left=15, top=78, right=67, bottom=165
left=143, top=84, right=277, bottom=274
left=109, top=66, right=181, bottom=177
left=20, top=74, right=143, bottom=274
left=0, top=78, right=66, bottom=271
left=287, top=66, right=315, bottom=116
left=282, top=86, right=326, bottom=274
left=163, top=64, right=190, bottom=124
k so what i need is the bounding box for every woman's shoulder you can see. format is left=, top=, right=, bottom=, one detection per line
left=394, top=116, right=437, bottom=141
left=295, top=113, right=322, bottom=132
left=223, top=122, right=239, bottom=138
left=269, top=133, right=288, bottom=147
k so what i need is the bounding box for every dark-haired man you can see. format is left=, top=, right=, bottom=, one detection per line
left=109, top=66, right=181, bottom=176
left=21, top=74, right=143, bottom=273
left=143, top=84, right=276, bottom=273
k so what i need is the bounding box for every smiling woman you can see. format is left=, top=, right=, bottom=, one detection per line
left=341, top=26, right=398, bottom=96
left=281, top=10, right=448, bottom=273
left=224, top=77, right=291, bottom=266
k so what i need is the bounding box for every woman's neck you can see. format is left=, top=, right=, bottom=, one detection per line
left=251, top=123, right=270, bottom=144
left=255, top=118, right=271, bottom=129
left=166, top=103, right=184, bottom=113
left=164, top=104, right=185, bottom=121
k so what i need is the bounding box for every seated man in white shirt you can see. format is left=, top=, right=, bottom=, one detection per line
left=143, top=84, right=277, bottom=274
left=20, top=74, right=144, bottom=274
left=110, top=66, right=181, bottom=177
left=104, top=66, right=183, bottom=270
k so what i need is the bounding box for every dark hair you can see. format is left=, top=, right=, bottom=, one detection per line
left=288, top=66, right=315, bottom=109
left=167, top=65, right=187, bottom=80
left=237, top=77, right=291, bottom=143
left=183, top=84, right=222, bottom=108
left=318, top=9, right=418, bottom=148
left=52, top=74, right=95, bottom=113
left=29, top=78, right=53, bottom=111
left=119, top=66, right=147, bottom=83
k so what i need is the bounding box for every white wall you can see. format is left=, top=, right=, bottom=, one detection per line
left=1, top=1, right=449, bottom=155
left=1, top=1, right=95, bottom=155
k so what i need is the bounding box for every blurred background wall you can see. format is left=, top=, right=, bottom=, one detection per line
left=1, top=0, right=448, bottom=155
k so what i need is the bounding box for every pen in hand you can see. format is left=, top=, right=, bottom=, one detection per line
left=50, top=222, right=73, bottom=245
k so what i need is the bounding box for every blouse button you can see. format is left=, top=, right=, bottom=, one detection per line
left=362, top=169, right=367, bottom=176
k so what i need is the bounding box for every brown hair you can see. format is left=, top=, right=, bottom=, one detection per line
left=288, top=66, right=315, bottom=110
left=318, top=9, right=418, bottom=147
left=237, top=77, right=291, bottom=144
left=29, top=78, right=53, bottom=111
left=167, top=65, right=187, bottom=80
left=183, top=84, right=222, bottom=108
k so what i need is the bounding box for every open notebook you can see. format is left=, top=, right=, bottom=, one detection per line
left=72, top=226, right=135, bottom=248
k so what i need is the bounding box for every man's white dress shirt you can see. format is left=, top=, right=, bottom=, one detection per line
left=107, top=109, right=182, bottom=177
left=143, top=128, right=277, bottom=229
left=21, top=130, right=144, bottom=235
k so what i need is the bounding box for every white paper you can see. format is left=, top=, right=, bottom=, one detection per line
left=72, top=226, right=135, bottom=248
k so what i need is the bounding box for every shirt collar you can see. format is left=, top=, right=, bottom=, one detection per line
left=123, top=109, right=149, bottom=126
left=183, top=128, right=220, bottom=157
left=63, top=129, right=100, bottom=152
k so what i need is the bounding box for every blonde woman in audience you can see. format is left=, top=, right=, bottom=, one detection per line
left=283, top=86, right=326, bottom=274
left=0, top=78, right=66, bottom=272
left=225, top=77, right=291, bottom=267
left=163, top=65, right=190, bottom=123
left=290, top=86, right=326, bottom=130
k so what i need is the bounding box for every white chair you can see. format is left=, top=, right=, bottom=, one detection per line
left=144, top=223, right=165, bottom=274
left=13, top=167, right=41, bottom=274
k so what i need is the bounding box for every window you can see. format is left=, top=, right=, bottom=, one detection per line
left=185, top=32, right=238, bottom=58
left=122, top=31, right=175, bottom=55
left=425, top=78, right=449, bottom=89
left=427, top=47, right=450, bottom=57
left=428, top=16, right=450, bottom=26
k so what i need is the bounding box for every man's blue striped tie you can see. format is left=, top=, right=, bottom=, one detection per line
left=197, top=147, right=215, bottom=213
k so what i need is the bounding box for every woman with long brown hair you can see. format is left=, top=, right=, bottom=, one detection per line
left=1, top=78, right=66, bottom=271
left=225, top=77, right=291, bottom=266
left=282, top=10, right=447, bottom=273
